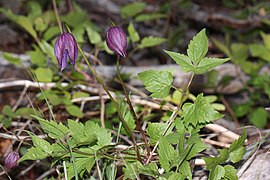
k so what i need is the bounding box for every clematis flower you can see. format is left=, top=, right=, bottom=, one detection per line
left=54, top=32, right=78, bottom=71
left=106, top=26, right=127, bottom=58
left=5, top=151, right=20, bottom=170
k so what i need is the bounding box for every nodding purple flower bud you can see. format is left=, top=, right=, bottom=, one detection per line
left=54, top=32, right=78, bottom=71
left=106, top=26, right=127, bottom=58
left=5, top=151, right=19, bottom=170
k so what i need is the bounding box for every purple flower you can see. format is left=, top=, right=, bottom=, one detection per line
left=106, top=26, right=127, bottom=58
left=5, top=151, right=19, bottom=170
left=54, top=32, right=78, bottom=71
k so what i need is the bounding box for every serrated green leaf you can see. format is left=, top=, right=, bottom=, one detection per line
left=209, top=165, right=225, bottom=180
left=138, top=36, right=166, bottom=48
left=182, top=93, right=223, bottom=127
left=146, top=122, right=167, bottom=145
left=139, top=163, right=159, bottom=177
left=85, top=121, right=112, bottom=148
left=19, top=147, right=49, bottom=162
left=66, top=105, right=84, bottom=118
left=122, top=111, right=136, bottom=135
left=250, top=108, right=268, bottom=128
left=120, top=2, right=146, bottom=18
left=203, top=149, right=229, bottom=171
left=30, top=135, right=53, bottom=154
left=128, top=22, right=140, bottom=43
left=135, top=13, right=166, bottom=22
left=224, top=165, right=238, bottom=180
left=158, top=136, right=177, bottom=172
left=178, top=160, right=192, bottom=180
left=229, top=129, right=246, bottom=152
left=123, top=161, right=143, bottom=180
left=185, top=133, right=208, bottom=160
left=68, top=119, right=85, bottom=140
left=138, top=70, right=173, bottom=98
left=51, top=143, right=68, bottom=157
left=193, top=57, right=230, bottom=74
left=212, top=38, right=231, bottom=57
left=249, top=44, right=270, bottom=62
left=164, top=50, right=194, bottom=72
left=67, top=157, right=95, bottom=179
left=32, top=115, right=69, bottom=139
left=187, top=29, right=208, bottom=64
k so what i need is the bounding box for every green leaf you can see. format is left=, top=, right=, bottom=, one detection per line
left=30, top=135, right=53, bottom=155
left=209, top=165, right=225, bottom=180
left=43, top=26, right=60, bottom=41
left=139, top=163, right=159, bottom=177
left=260, top=32, right=270, bottom=49
left=212, top=38, right=231, bottom=57
left=187, top=29, right=208, bottom=65
left=122, top=111, right=136, bottom=135
left=194, top=57, right=230, bottom=74
left=28, top=48, right=47, bottom=67
left=135, top=13, right=166, bottom=22
left=85, top=26, right=102, bottom=45
left=120, top=2, right=146, bottom=18
left=2, top=105, right=15, bottom=118
left=67, top=157, right=95, bottom=179
left=250, top=107, right=268, bottom=128
left=224, top=165, right=238, bottom=180
left=0, top=8, right=37, bottom=39
left=158, top=136, right=177, bottom=171
left=15, top=107, right=41, bottom=119
left=138, top=36, right=166, bottom=48
left=138, top=70, right=173, bottom=98
left=34, top=67, right=53, bottom=82
left=2, top=53, right=22, bottom=66
left=68, top=120, right=85, bottom=140
left=229, top=129, right=246, bottom=152
left=32, top=115, right=69, bottom=139
left=19, top=147, right=49, bottom=162
left=128, top=22, right=140, bottom=43
left=168, top=173, right=186, bottom=180
left=66, top=105, right=84, bottom=118
left=249, top=44, right=270, bottom=62
left=85, top=121, right=112, bottom=148
left=182, top=93, right=223, bottom=127
left=123, top=161, right=143, bottom=180
left=185, top=133, right=208, bottom=160
left=146, top=122, right=167, bottom=145
left=164, top=50, right=194, bottom=72
left=203, top=149, right=229, bottom=171
left=229, top=146, right=245, bottom=163
left=72, top=92, right=89, bottom=99
left=178, top=160, right=192, bottom=179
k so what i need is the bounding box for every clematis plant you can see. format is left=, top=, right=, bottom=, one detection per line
left=5, top=151, right=20, bottom=171
left=54, top=32, right=78, bottom=71
left=106, top=26, right=127, bottom=58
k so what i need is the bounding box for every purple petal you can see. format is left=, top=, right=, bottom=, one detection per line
left=60, top=50, right=68, bottom=71
left=5, top=151, right=19, bottom=170
left=106, top=27, right=127, bottom=58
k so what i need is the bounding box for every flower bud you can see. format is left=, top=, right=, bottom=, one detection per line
left=5, top=151, right=19, bottom=170
left=106, top=26, right=127, bottom=58
left=54, top=32, right=78, bottom=71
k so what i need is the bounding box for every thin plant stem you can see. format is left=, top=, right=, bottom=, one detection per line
left=63, top=161, right=68, bottom=180
left=145, top=73, right=195, bottom=164
left=67, top=139, right=78, bottom=180
left=52, top=0, right=63, bottom=33
left=70, top=37, right=141, bottom=160
left=116, top=59, right=150, bottom=156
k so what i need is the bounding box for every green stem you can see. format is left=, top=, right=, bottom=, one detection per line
left=116, top=60, right=149, bottom=159
left=75, top=45, right=141, bottom=161
left=67, top=139, right=78, bottom=180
